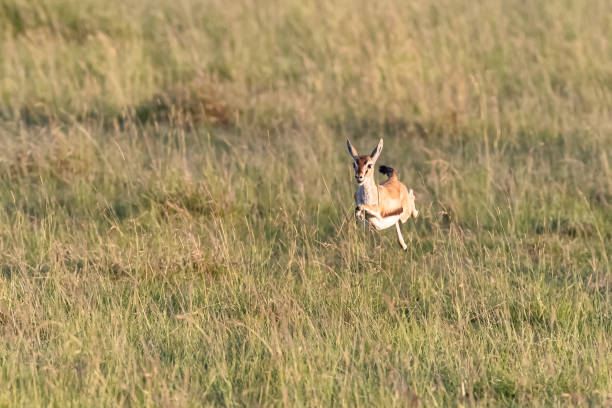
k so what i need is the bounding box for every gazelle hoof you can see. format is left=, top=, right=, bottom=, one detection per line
left=355, top=206, right=365, bottom=221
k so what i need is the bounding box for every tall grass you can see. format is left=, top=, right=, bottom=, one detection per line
left=0, top=0, right=610, bottom=405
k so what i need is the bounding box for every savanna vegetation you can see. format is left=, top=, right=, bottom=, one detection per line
left=0, top=0, right=610, bottom=405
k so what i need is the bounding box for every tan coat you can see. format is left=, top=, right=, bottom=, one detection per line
left=347, top=139, right=418, bottom=250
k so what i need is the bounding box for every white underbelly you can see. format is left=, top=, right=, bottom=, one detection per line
left=367, top=214, right=400, bottom=230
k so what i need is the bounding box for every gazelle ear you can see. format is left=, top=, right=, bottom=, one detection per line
left=370, top=138, right=383, bottom=162
left=346, top=139, right=359, bottom=159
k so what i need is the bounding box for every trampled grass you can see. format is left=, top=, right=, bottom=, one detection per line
left=0, top=0, right=610, bottom=405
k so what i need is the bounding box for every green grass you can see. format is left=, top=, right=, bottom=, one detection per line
left=0, top=0, right=611, bottom=405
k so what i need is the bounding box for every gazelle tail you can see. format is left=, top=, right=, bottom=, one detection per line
left=378, top=165, right=396, bottom=179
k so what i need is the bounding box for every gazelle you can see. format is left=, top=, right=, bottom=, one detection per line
left=347, top=138, right=418, bottom=250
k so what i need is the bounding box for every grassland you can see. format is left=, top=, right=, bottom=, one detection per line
left=0, top=0, right=611, bottom=405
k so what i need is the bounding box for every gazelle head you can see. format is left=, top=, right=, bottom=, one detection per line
left=346, top=138, right=383, bottom=185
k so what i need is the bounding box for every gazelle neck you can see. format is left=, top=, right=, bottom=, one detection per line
left=356, top=175, right=378, bottom=205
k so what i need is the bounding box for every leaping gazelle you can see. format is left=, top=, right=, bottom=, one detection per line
left=347, top=138, right=418, bottom=250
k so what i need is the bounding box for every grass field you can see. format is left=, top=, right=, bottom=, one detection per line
left=0, top=0, right=611, bottom=405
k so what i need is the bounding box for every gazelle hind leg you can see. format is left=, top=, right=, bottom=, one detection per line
left=400, top=205, right=418, bottom=223
left=400, top=194, right=418, bottom=223
left=409, top=189, right=418, bottom=218
left=395, top=222, right=407, bottom=250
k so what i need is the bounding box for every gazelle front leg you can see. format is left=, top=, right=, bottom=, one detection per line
left=395, top=222, right=408, bottom=250
left=356, top=204, right=383, bottom=221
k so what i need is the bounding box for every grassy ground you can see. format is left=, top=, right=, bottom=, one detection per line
left=0, top=0, right=611, bottom=405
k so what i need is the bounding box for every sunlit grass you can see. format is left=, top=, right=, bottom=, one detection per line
left=0, top=0, right=610, bottom=405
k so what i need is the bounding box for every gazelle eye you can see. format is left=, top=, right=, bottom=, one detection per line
left=368, top=163, right=372, bottom=168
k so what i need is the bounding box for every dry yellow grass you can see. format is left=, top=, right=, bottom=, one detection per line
left=0, top=0, right=610, bottom=405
